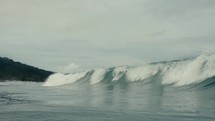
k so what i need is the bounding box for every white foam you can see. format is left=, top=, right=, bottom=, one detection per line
left=43, top=72, right=87, bottom=87
left=126, top=64, right=159, bottom=81
left=90, top=68, right=106, bottom=84
left=125, top=54, right=215, bottom=86
left=112, top=66, right=128, bottom=81
left=162, top=54, right=215, bottom=86
left=0, top=81, right=39, bottom=86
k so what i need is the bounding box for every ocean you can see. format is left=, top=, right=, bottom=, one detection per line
left=0, top=54, right=215, bottom=121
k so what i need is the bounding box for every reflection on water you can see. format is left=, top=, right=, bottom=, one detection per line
left=0, top=81, right=214, bottom=121
left=87, top=81, right=164, bottom=111
left=0, top=92, right=32, bottom=106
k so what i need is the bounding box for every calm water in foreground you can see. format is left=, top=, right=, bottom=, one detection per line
left=0, top=81, right=215, bottom=121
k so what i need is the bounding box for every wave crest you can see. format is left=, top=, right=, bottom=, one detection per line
left=43, top=54, right=215, bottom=87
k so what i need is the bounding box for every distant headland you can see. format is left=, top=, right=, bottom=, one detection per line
left=0, top=57, right=54, bottom=82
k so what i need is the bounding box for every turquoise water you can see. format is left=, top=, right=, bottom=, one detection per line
left=0, top=81, right=214, bottom=121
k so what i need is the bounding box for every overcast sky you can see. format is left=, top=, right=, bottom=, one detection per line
left=0, top=0, right=215, bottom=72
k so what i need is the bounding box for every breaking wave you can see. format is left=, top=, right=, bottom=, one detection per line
left=43, top=54, right=215, bottom=88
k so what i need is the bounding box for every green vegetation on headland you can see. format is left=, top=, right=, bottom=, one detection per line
left=0, top=57, right=54, bottom=82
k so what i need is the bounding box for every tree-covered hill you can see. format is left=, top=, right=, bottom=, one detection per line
left=0, top=57, right=54, bottom=82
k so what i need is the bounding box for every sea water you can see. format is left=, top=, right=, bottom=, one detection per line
left=0, top=54, right=215, bottom=121
left=0, top=80, right=214, bottom=121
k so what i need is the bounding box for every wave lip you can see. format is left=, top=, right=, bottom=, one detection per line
left=161, top=53, right=215, bottom=86
left=43, top=72, right=87, bottom=86
left=90, top=68, right=106, bottom=84
left=112, top=66, right=128, bottom=81
left=126, top=65, right=159, bottom=82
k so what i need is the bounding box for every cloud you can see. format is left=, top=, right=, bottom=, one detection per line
left=0, top=0, right=215, bottom=71
left=57, top=63, right=80, bottom=74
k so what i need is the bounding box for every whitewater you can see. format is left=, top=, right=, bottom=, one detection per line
left=1, top=54, right=215, bottom=121
left=43, top=53, right=215, bottom=87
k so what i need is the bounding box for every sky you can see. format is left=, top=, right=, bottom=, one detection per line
left=0, top=0, right=215, bottom=72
